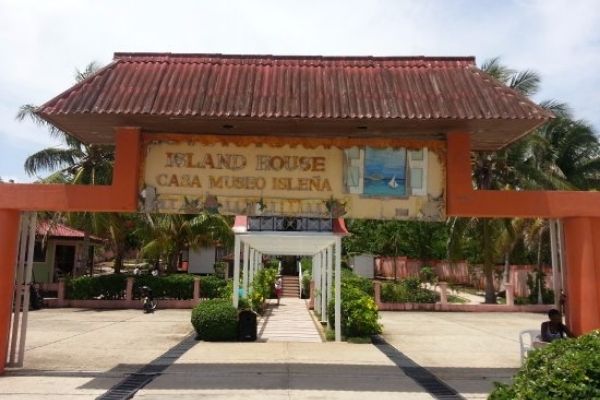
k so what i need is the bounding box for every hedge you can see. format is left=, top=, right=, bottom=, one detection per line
left=490, top=330, right=600, bottom=399
left=67, top=274, right=127, bottom=300
left=191, top=299, right=238, bottom=341
left=66, top=274, right=228, bottom=300
left=380, top=277, right=437, bottom=303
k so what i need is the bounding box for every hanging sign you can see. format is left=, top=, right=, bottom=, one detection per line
left=140, top=136, right=446, bottom=220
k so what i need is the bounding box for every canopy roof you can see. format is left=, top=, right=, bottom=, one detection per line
left=36, top=52, right=552, bottom=150
left=233, top=216, right=346, bottom=255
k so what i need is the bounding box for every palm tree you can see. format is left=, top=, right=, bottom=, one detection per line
left=141, top=213, right=233, bottom=274
left=16, top=62, right=117, bottom=274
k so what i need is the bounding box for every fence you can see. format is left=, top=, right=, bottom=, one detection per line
left=374, top=257, right=554, bottom=297
left=372, top=281, right=553, bottom=313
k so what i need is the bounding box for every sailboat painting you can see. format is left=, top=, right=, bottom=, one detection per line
left=363, top=147, right=407, bottom=196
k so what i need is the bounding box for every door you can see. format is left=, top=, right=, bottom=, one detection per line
left=54, top=245, right=76, bottom=279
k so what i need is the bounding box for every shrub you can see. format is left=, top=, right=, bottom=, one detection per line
left=200, top=275, right=227, bottom=299
left=252, top=268, right=277, bottom=300
left=213, top=262, right=228, bottom=278
left=341, top=269, right=374, bottom=296
left=248, top=268, right=277, bottom=313
left=328, top=286, right=381, bottom=338
left=191, top=299, right=238, bottom=341
left=67, top=274, right=127, bottom=300
left=134, top=274, right=195, bottom=299
left=489, top=330, right=600, bottom=399
left=381, top=277, right=437, bottom=303
left=419, top=265, right=437, bottom=285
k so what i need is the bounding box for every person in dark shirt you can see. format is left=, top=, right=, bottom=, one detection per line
left=541, top=309, right=574, bottom=342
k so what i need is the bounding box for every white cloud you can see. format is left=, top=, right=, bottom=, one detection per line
left=0, top=0, right=598, bottom=185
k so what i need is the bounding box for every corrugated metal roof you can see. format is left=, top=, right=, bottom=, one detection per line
left=36, top=52, right=553, bottom=150
left=37, top=221, right=104, bottom=242
left=40, top=53, right=549, bottom=120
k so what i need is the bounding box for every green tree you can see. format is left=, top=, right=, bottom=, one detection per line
left=16, top=61, right=124, bottom=274
left=140, top=213, right=233, bottom=274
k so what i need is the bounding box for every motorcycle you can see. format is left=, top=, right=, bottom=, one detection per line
left=140, top=286, right=157, bottom=313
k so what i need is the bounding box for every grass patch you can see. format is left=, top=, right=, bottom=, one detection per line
left=448, top=294, right=468, bottom=304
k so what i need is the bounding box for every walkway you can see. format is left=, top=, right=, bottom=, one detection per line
left=257, top=298, right=322, bottom=343
left=0, top=308, right=548, bottom=399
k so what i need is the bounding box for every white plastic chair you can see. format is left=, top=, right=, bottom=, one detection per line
left=519, top=329, right=541, bottom=364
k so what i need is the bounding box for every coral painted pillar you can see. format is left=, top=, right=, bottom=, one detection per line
left=563, top=217, right=600, bottom=336
left=0, top=209, right=21, bottom=374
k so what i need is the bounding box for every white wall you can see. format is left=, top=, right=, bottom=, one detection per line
left=351, top=254, right=374, bottom=279
left=188, top=246, right=217, bottom=274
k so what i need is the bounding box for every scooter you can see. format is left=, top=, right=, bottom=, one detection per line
left=140, top=286, right=157, bottom=313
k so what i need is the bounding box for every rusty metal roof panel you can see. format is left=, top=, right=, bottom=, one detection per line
left=40, top=53, right=551, bottom=121
left=36, top=53, right=554, bottom=150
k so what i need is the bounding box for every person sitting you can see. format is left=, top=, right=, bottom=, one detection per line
left=540, top=308, right=574, bottom=343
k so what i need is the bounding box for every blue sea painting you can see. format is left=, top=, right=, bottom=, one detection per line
left=364, top=147, right=407, bottom=196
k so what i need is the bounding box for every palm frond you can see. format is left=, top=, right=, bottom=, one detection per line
left=24, top=147, right=82, bottom=176
left=75, top=61, right=102, bottom=83
left=538, top=100, right=571, bottom=118
left=480, top=57, right=514, bottom=84
left=508, top=69, right=540, bottom=96
left=16, top=104, right=69, bottom=140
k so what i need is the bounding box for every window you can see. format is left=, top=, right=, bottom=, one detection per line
left=408, top=148, right=428, bottom=196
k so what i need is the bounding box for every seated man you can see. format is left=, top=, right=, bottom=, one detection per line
left=540, top=308, right=574, bottom=343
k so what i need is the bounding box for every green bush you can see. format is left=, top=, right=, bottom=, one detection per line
left=381, top=277, right=437, bottom=303
left=134, top=274, right=195, bottom=299
left=213, top=262, right=228, bottom=278
left=419, top=265, right=437, bottom=285
left=67, top=274, right=127, bottom=300
left=490, top=330, right=600, bottom=399
left=341, top=269, right=374, bottom=296
left=328, top=286, right=381, bottom=338
left=264, top=259, right=280, bottom=269
left=200, top=275, right=228, bottom=298
left=248, top=268, right=277, bottom=313
left=191, top=299, right=238, bottom=341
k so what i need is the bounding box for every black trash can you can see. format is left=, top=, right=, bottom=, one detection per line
left=238, top=310, right=257, bottom=341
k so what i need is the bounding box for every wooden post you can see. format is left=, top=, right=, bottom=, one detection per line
left=505, top=283, right=514, bottom=306
left=0, top=209, right=20, bottom=375
left=193, top=277, right=201, bottom=302
left=309, top=280, right=315, bottom=310
left=57, top=278, right=66, bottom=306
left=439, top=281, right=448, bottom=305
left=373, top=281, right=382, bottom=308
left=126, top=277, right=134, bottom=302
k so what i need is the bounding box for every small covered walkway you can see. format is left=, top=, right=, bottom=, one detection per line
left=232, top=216, right=347, bottom=341
left=258, top=298, right=322, bottom=343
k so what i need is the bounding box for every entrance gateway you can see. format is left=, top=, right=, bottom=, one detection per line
left=1, top=53, right=599, bottom=373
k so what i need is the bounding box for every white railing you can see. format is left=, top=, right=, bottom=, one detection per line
left=298, top=261, right=302, bottom=298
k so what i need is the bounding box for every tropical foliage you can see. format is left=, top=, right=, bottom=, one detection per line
left=490, top=330, right=600, bottom=399
left=343, top=57, right=600, bottom=304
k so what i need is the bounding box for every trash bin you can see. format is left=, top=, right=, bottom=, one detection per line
left=238, top=310, right=257, bottom=341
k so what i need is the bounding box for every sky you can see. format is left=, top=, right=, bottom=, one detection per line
left=0, top=0, right=599, bottom=183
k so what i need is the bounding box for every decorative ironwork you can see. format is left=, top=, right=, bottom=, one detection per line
left=247, top=216, right=333, bottom=232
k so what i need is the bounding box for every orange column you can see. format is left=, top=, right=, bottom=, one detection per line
left=0, top=209, right=20, bottom=374
left=563, top=217, right=600, bottom=335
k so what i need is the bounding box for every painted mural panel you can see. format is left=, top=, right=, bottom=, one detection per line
left=364, top=147, right=407, bottom=197
left=141, top=136, right=446, bottom=220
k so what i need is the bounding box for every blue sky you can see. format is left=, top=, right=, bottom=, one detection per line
left=1, top=0, right=599, bottom=182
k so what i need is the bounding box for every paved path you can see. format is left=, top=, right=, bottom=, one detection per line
left=257, top=298, right=322, bottom=343
left=0, top=308, right=548, bottom=399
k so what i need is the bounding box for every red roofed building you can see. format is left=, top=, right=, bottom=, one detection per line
left=34, top=222, right=104, bottom=283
